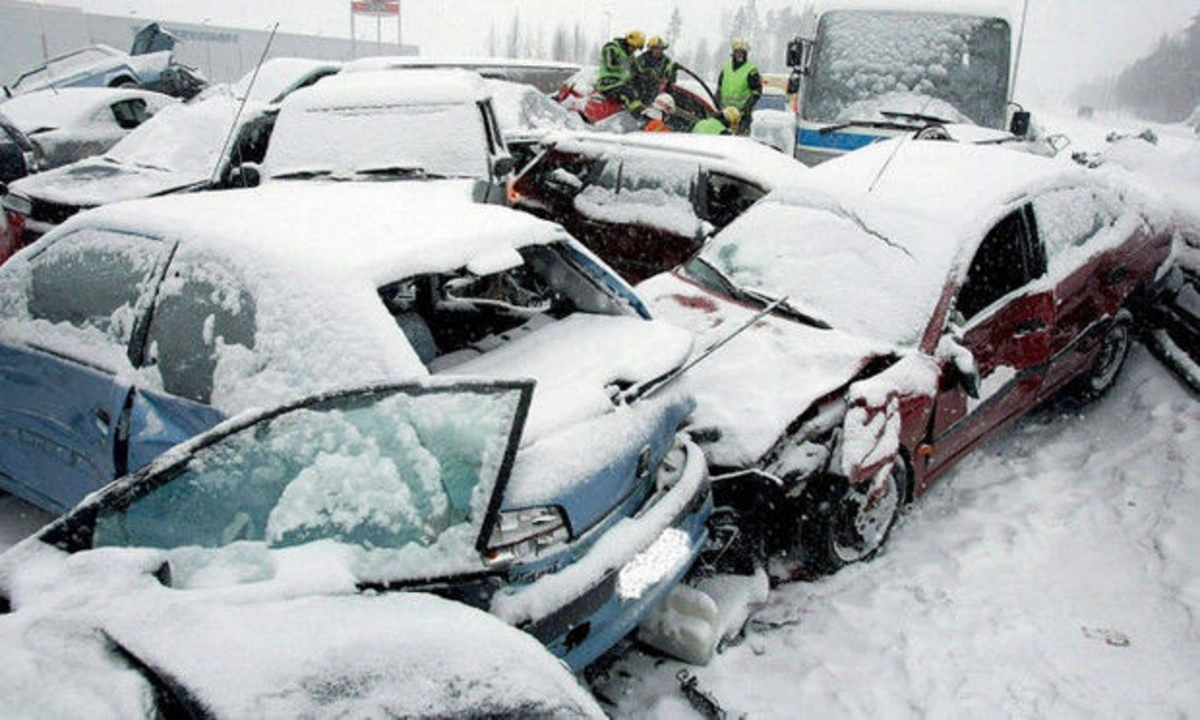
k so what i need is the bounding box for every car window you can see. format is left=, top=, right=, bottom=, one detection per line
left=573, top=155, right=702, bottom=237
left=109, top=98, right=151, bottom=129
left=26, top=229, right=167, bottom=361
left=1033, top=186, right=1122, bottom=266
left=703, top=172, right=766, bottom=229
left=144, top=252, right=256, bottom=404
left=956, top=208, right=1040, bottom=321
left=87, top=383, right=528, bottom=584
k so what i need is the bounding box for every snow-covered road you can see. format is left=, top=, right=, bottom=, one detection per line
left=594, top=345, right=1200, bottom=718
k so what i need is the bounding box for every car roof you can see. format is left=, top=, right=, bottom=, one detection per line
left=0, top=87, right=176, bottom=131
left=538, top=129, right=810, bottom=188
left=280, top=68, right=492, bottom=110
left=804, top=138, right=1095, bottom=227
left=64, top=181, right=571, bottom=277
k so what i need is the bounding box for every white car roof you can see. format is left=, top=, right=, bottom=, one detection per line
left=281, top=68, right=492, bottom=110
left=540, top=129, right=811, bottom=189
left=0, top=87, right=176, bottom=131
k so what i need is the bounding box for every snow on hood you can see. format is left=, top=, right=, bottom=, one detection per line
left=106, top=95, right=257, bottom=175
left=0, top=541, right=601, bottom=718
left=6, top=156, right=203, bottom=207
left=637, top=272, right=889, bottom=468
left=445, top=312, right=693, bottom=446
left=0, top=88, right=174, bottom=133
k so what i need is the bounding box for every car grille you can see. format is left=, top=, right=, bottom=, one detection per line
left=29, top=197, right=84, bottom=225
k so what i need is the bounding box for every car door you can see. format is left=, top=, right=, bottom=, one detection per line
left=0, top=227, right=171, bottom=512
left=925, top=206, right=1053, bottom=477
left=572, top=154, right=705, bottom=284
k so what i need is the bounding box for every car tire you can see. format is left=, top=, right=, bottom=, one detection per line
left=798, top=458, right=907, bottom=576
left=110, top=77, right=138, bottom=88
left=1067, top=312, right=1132, bottom=404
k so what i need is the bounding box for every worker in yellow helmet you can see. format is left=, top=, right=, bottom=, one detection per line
left=597, top=29, right=647, bottom=115
left=692, top=106, right=740, bottom=135
left=716, top=39, right=762, bottom=135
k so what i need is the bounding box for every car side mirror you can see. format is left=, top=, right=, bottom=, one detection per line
left=228, top=163, right=261, bottom=188
left=786, top=38, right=810, bottom=70
left=938, top=330, right=980, bottom=399
left=1009, top=110, right=1031, bottom=138
left=787, top=70, right=802, bottom=95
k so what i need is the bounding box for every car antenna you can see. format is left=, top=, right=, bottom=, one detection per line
left=209, top=21, right=279, bottom=188
left=622, top=294, right=790, bottom=404
left=867, top=93, right=937, bottom=193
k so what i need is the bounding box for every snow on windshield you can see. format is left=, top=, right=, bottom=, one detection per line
left=265, top=101, right=488, bottom=179
left=804, top=10, right=1011, bottom=129
left=105, top=96, right=242, bottom=174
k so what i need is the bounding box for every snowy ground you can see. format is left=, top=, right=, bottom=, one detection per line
left=593, top=346, right=1200, bottom=718
left=1, top=110, right=1197, bottom=717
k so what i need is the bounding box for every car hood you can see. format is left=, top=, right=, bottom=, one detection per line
left=0, top=542, right=600, bottom=718
left=638, top=272, right=892, bottom=469
left=9, top=158, right=205, bottom=207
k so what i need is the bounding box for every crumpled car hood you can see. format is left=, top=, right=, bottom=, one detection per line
left=638, top=272, right=893, bottom=469
left=11, top=158, right=203, bottom=207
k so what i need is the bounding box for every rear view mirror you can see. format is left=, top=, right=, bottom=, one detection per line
left=787, top=70, right=801, bottom=95
left=938, top=331, right=980, bottom=399
left=786, top=38, right=810, bottom=70
left=227, top=163, right=261, bottom=189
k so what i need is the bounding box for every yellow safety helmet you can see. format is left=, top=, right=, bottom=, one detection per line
left=647, top=36, right=668, bottom=50
left=731, top=39, right=750, bottom=54
left=626, top=30, right=646, bottom=49
left=722, top=106, right=742, bottom=129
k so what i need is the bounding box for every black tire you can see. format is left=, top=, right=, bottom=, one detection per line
left=1067, top=314, right=1132, bottom=404
left=798, top=459, right=907, bottom=576
left=110, top=77, right=138, bottom=88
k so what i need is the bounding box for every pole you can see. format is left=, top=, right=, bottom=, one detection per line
left=350, top=5, right=356, bottom=59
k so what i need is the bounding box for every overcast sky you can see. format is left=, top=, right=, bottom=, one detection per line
left=65, top=0, right=1198, bottom=108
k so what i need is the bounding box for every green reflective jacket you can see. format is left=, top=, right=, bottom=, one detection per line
left=718, top=59, right=758, bottom=110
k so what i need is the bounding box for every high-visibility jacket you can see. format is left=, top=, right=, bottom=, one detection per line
left=597, top=40, right=637, bottom=92
left=692, top=117, right=727, bottom=134
left=718, top=59, right=759, bottom=111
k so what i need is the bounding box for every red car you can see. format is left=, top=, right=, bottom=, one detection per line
left=638, top=139, right=1175, bottom=575
left=554, top=65, right=718, bottom=131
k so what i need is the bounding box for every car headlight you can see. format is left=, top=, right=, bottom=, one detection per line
left=485, top=506, right=570, bottom=566
left=2, top=192, right=32, bottom=216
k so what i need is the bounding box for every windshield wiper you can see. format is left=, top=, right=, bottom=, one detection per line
left=688, top=257, right=830, bottom=330
left=271, top=169, right=332, bottom=180
left=354, top=164, right=443, bottom=179
left=819, top=118, right=929, bottom=135
left=878, top=109, right=954, bottom=125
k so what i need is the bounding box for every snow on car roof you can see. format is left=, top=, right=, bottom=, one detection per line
left=543, top=130, right=811, bottom=188
left=0, top=87, right=175, bottom=132
left=282, top=68, right=492, bottom=110
left=230, top=57, right=342, bottom=104
left=344, top=55, right=581, bottom=73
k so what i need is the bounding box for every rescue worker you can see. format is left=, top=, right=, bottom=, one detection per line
left=692, top=106, right=740, bottom=135
left=715, top=39, right=762, bottom=135
left=642, top=93, right=676, bottom=132
left=638, top=35, right=679, bottom=102
left=597, top=29, right=647, bottom=115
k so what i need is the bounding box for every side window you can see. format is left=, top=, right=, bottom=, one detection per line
left=110, top=98, right=151, bottom=130
left=27, top=229, right=167, bottom=358
left=145, top=253, right=255, bottom=404
left=956, top=209, right=1037, bottom=321
left=703, top=172, right=766, bottom=229
left=1033, top=186, right=1121, bottom=266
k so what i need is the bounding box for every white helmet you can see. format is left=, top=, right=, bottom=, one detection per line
left=652, top=93, right=676, bottom=114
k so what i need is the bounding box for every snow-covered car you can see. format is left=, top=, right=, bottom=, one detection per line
left=554, top=65, right=719, bottom=132
left=343, top=55, right=582, bottom=94
left=1146, top=220, right=1200, bottom=391
left=0, top=111, right=42, bottom=184
left=0, top=87, right=175, bottom=169
left=0, top=95, right=274, bottom=262
left=0, top=385, right=605, bottom=718
left=509, top=130, right=810, bottom=283
left=0, top=182, right=711, bottom=670
left=3, top=24, right=206, bottom=101
left=257, top=69, right=515, bottom=204
left=486, top=78, right=585, bottom=168
left=637, top=139, right=1174, bottom=576
left=750, top=85, right=796, bottom=155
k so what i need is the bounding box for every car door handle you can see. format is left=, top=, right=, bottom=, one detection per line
left=1013, top=318, right=1047, bottom=337
left=1105, top=265, right=1128, bottom=286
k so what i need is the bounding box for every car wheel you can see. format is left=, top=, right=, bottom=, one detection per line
left=1069, top=313, right=1132, bottom=403
left=800, top=459, right=906, bottom=575
left=111, top=78, right=138, bottom=88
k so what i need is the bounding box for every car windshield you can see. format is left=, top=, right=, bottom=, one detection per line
left=265, top=101, right=490, bottom=180
left=12, top=47, right=118, bottom=91
left=106, top=96, right=243, bottom=175
left=802, top=10, right=1011, bottom=130
left=71, top=383, right=528, bottom=586
left=757, top=92, right=790, bottom=112
left=684, top=200, right=944, bottom=345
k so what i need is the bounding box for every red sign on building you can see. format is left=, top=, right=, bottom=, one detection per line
left=351, top=1, right=399, bottom=15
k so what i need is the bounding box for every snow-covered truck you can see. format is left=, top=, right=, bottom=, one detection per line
left=784, top=0, right=1029, bottom=165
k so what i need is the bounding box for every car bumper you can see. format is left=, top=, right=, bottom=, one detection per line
left=490, top=437, right=712, bottom=672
